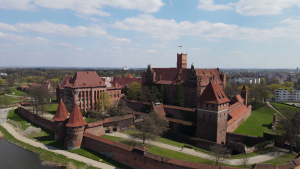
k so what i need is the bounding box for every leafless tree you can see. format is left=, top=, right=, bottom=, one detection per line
left=130, top=110, right=169, bottom=144
left=28, top=85, right=50, bottom=116
left=209, top=144, right=230, bottom=166
left=277, top=110, right=300, bottom=153
left=240, top=158, right=250, bottom=168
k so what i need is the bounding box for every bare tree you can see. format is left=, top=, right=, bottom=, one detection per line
left=240, top=158, right=250, bottom=169
left=277, top=110, right=300, bottom=153
left=130, top=110, right=169, bottom=144
left=209, top=144, right=230, bottom=166
left=28, top=85, right=50, bottom=116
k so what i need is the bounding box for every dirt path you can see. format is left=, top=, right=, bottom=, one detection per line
left=266, top=102, right=285, bottom=118
left=1, top=123, right=116, bottom=169
left=108, top=132, right=288, bottom=165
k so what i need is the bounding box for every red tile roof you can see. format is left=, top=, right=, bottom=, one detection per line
left=228, top=102, right=240, bottom=111
left=126, top=99, right=151, bottom=105
left=197, top=81, right=230, bottom=104
left=133, top=144, right=148, bottom=151
left=166, top=117, right=193, bottom=126
left=241, top=85, right=248, bottom=91
left=125, top=74, right=133, bottom=78
left=145, top=152, right=163, bottom=161
left=227, top=104, right=249, bottom=125
left=236, top=95, right=244, bottom=103
left=66, top=104, right=87, bottom=127
left=103, top=114, right=133, bottom=123
left=87, top=121, right=103, bottom=128
left=162, top=157, right=220, bottom=169
left=62, top=71, right=105, bottom=89
left=276, top=162, right=296, bottom=169
left=294, top=157, right=300, bottom=166
left=53, top=100, right=69, bottom=121
left=253, top=164, right=276, bottom=169
left=113, top=77, right=141, bottom=88
left=152, top=103, right=166, bottom=117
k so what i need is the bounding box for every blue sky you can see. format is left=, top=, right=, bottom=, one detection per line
left=0, top=0, right=300, bottom=69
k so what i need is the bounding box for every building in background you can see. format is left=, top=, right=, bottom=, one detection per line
left=123, top=66, right=129, bottom=70
left=229, top=77, right=260, bottom=85
left=275, top=88, right=300, bottom=102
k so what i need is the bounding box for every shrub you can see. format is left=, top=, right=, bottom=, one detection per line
left=254, top=140, right=274, bottom=149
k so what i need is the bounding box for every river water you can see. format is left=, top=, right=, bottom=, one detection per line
left=0, top=138, right=65, bottom=169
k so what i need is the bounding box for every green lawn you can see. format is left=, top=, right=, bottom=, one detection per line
left=7, top=109, right=33, bottom=130
left=270, top=103, right=299, bottom=117
left=230, top=147, right=276, bottom=159
left=234, top=104, right=279, bottom=137
left=261, top=152, right=297, bottom=166
left=45, top=104, right=58, bottom=114
left=0, top=95, right=23, bottom=106
left=9, top=86, right=28, bottom=96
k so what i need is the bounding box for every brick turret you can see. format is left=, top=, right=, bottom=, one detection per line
left=177, top=53, right=187, bottom=69
left=220, top=71, right=226, bottom=90
left=53, top=100, right=69, bottom=140
left=65, top=103, right=87, bottom=150
left=196, top=81, right=230, bottom=144
left=241, top=85, right=248, bottom=106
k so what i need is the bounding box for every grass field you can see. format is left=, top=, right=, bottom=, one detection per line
left=45, top=104, right=59, bottom=114
left=9, top=87, right=28, bottom=96
left=271, top=103, right=299, bottom=117
left=261, top=152, right=297, bottom=166
left=233, top=103, right=279, bottom=137
left=0, top=95, right=22, bottom=105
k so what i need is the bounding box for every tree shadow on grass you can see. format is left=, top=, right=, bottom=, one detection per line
left=262, top=123, right=272, bottom=129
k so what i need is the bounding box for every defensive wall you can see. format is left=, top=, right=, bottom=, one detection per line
left=227, top=107, right=252, bottom=133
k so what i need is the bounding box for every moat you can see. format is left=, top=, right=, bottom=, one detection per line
left=0, top=138, right=64, bottom=169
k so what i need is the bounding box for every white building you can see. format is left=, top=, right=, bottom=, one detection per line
left=123, top=66, right=129, bottom=70
left=275, top=88, right=300, bottom=102
left=229, top=77, right=260, bottom=85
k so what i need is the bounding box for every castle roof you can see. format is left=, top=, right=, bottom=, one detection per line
left=60, top=71, right=105, bottom=89
left=112, top=77, right=142, bottom=88
left=197, top=81, right=230, bottom=104
left=53, top=100, right=69, bottom=121
left=241, top=85, right=248, bottom=92
left=152, top=102, right=166, bottom=117
left=150, top=68, right=223, bottom=85
left=66, top=104, right=87, bottom=127
left=125, top=73, right=133, bottom=78
left=227, top=103, right=249, bottom=126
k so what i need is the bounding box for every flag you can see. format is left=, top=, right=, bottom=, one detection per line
left=178, top=46, right=182, bottom=47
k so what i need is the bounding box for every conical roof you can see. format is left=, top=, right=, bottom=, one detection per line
left=66, top=103, right=87, bottom=127
left=197, top=80, right=230, bottom=104
left=241, top=85, right=248, bottom=92
left=53, top=100, right=69, bottom=121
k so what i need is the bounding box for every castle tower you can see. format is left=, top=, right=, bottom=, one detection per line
left=177, top=53, right=187, bottom=69
left=196, top=81, right=230, bottom=144
left=53, top=100, right=69, bottom=140
left=220, top=72, right=226, bottom=90
left=65, top=103, right=87, bottom=150
left=241, top=85, right=248, bottom=106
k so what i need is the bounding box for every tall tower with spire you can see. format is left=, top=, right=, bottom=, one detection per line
left=177, top=53, right=187, bottom=69
left=53, top=100, right=69, bottom=140
left=196, top=81, right=230, bottom=144
left=65, top=103, right=87, bottom=150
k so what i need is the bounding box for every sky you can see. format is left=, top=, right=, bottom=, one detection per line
left=0, top=0, right=300, bottom=69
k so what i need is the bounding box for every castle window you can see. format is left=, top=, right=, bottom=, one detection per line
left=206, top=104, right=208, bottom=107
left=212, top=104, right=214, bottom=107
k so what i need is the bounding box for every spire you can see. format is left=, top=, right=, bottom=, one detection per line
left=197, top=81, right=230, bottom=104
left=66, top=104, right=87, bottom=127
left=241, top=85, right=248, bottom=92
left=53, top=100, right=69, bottom=121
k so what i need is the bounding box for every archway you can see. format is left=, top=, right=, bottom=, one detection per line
left=231, top=150, right=241, bottom=155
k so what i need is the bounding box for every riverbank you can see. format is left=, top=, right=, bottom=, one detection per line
left=0, top=125, right=106, bottom=169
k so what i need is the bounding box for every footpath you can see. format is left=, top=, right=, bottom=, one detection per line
left=1, top=123, right=116, bottom=169
left=108, top=132, right=288, bottom=165
left=266, top=102, right=285, bottom=118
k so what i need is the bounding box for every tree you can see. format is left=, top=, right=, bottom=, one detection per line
left=4, top=87, right=11, bottom=94
left=277, top=110, right=300, bottom=153
left=96, top=92, right=111, bottom=113
left=209, top=144, right=230, bottom=166
left=174, top=80, right=185, bottom=107
left=284, top=81, right=294, bottom=89
left=4, top=96, right=8, bottom=106
left=127, top=82, right=141, bottom=100
left=0, top=79, right=5, bottom=86
left=260, top=78, right=267, bottom=86
left=7, top=77, right=14, bottom=87
left=28, top=85, right=50, bottom=116
left=271, top=79, right=281, bottom=85
left=130, top=111, right=169, bottom=144
left=141, top=86, right=161, bottom=103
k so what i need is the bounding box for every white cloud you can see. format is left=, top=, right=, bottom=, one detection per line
left=197, top=0, right=232, bottom=11
left=231, top=0, right=300, bottom=16
left=112, top=46, right=121, bottom=50
left=0, top=32, right=50, bottom=44
left=205, top=39, right=220, bottom=42
left=190, top=48, right=211, bottom=51
left=57, top=43, right=73, bottom=47
left=0, top=0, right=165, bottom=17
left=0, top=21, right=107, bottom=37
left=112, top=15, right=300, bottom=41
left=105, top=35, right=131, bottom=44
left=128, top=48, right=139, bottom=51
left=152, top=43, right=168, bottom=48
left=146, top=49, right=157, bottom=53
left=0, top=44, right=13, bottom=47
left=229, top=50, right=243, bottom=54
left=76, top=47, right=84, bottom=50
left=134, top=44, right=140, bottom=46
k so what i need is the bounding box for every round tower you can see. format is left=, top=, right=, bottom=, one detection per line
left=53, top=100, right=69, bottom=140
left=65, top=103, right=87, bottom=150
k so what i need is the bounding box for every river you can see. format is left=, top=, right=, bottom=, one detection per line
left=0, top=138, right=65, bottom=169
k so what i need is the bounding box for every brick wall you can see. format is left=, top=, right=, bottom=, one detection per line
left=85, top=125, right=105, bottom=136
left=18, top=107, right=55, bottom=131
left=227, top=108, right=251, bottom=132
left=226, top=133, right=266, bottom=147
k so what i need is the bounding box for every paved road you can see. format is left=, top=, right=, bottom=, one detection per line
left=1, top=123, right=117, bottom=169
left=108, top=132, right=288, bottom=165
